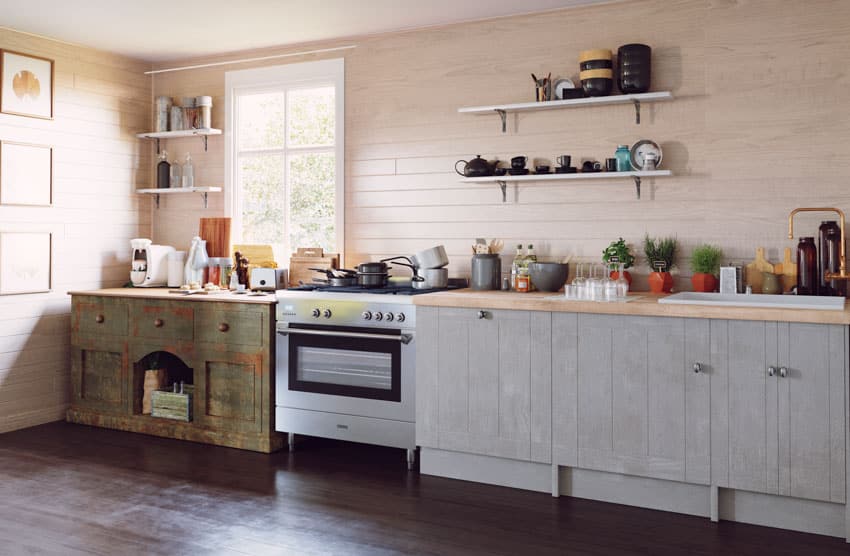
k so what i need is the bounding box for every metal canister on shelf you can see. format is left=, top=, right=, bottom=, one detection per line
left=170, top=105, right=184, bottom=131
left=195, top=96, right=212, bottom=129
left=182, top=97, right=197, bottom=129
left=155, top=95, right=171, bottom=132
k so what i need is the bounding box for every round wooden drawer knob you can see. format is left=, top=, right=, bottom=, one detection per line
left=154, top=318, right=164, bottom=328
left=218, top=323, right=229, bottom=333
left=95, top=314, right=105, bottom=323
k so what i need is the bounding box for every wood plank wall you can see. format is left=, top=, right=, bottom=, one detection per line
left=0, top=28, right=150, bottom=432
left=150, top=0, right=850, bottom=291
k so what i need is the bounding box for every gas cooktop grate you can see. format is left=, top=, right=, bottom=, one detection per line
left=287, top=285, right=459, bottom=296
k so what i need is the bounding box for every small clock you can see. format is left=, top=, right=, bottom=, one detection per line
left=630, top=140, right=663, bottom=170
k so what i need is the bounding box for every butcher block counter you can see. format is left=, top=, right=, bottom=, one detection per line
left=67, top=288, right=282, bottom=452
left=413, top=289, right=850, bottom=325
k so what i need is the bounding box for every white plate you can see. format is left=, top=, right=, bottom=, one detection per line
left=630, top=139, right=662, bottom=170
left=553, top=78, right=576, bottom=100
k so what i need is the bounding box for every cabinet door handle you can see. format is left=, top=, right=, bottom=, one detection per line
left=477, top=310, right=489, bottom=319
left=218, top=322, right=229, bottom=332
left=95, top=314, right=105, bottom=324
left=767, top=366, right=776, bottom=377
left=154, top=318, right=164, bottom=328
left=693, top=362, right=702, bottom=374
left=779, top=366, right=788, bottom=378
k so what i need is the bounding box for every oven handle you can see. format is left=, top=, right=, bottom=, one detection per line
left=276, top=327, right=414, bottom=345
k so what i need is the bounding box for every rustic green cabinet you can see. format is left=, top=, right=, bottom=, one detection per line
left=68, top=293, right=283, bottom=453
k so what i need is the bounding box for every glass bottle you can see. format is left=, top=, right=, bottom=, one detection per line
left=525, top=244, right=537, bottom=291
left=170, top=157, right=182, bottom=188
left=796, top=237, right=818, bottom=295
left=818, top=221, right=841, bottom=296
left=182, top=152, right=194, bottom=189
left=615, top=144, right=631, bottom=172
left=156, top=150, right=170, bottom=189
left=511, top=244, right=524, bottom=291
left=616, top=263, right=630, bottom=299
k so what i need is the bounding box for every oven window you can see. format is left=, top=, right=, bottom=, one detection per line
left=297, top=347, right=392, bottom=390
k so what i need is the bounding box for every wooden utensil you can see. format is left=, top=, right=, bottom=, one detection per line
left=773, top=247, right=797, bottom=293
left=744, top=247, right=774, bottom=293
left=199, top=217, right=231, bottom=258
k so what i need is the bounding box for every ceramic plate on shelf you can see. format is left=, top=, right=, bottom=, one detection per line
left=630, top=139, right=663, bottom=170
left=552, top=78, right=576, bottom=100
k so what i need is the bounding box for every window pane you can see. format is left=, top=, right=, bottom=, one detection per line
left=238, top=92, right=285, bottom=150
left=287, top=87, right=334, bottom=147
left=289, top=152, right=335, bottom=252
left=240, top=154, right=285, bottom=250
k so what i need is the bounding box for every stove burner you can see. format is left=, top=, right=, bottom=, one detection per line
left=287, top=284, right=458, bottom=296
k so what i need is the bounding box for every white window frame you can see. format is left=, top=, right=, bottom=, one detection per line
left=224, top=58, right=344, bottom=262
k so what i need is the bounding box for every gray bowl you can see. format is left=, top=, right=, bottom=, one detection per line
left=528, top=262, right=569, bottom=292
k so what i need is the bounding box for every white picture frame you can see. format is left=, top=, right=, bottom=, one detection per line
left=0, top=50, right=54, bottom=120
left=0, top=141, right=53, bottom=206
left=0, top=232, right=52, bottom=295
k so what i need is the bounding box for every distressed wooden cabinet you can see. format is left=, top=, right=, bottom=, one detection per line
left=711, top=320, right=846, bottom=503
left=68, top=293, right=283, bottom=453
left=552, top=314, right=711, bottom=484
left=416, top=306, right=552, bottom=463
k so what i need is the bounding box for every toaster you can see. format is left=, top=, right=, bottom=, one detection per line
left=250, top=268, right=287, bottom=291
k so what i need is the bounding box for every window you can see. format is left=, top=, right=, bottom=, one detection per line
left=225, top=59, right=344, bottom=263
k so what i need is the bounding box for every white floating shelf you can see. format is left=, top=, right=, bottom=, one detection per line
left=136, top=128, right=222, bottom=152
left=458, top=92, right=672, bottom=130
left=136, top=186, right=222, bottom=209
left=460, top=170, right=672, bottom=201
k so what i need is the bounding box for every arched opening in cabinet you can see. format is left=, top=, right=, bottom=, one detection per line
left=133, top=350, right=193, bottom=417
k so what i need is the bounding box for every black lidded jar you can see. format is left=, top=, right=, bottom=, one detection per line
left=796, top=237, right=818, bottom=295
left=156, top=150, right=171, bottom=189
left=818, top=221, right=845, bottom=297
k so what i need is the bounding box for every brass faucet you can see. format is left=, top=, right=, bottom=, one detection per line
left=788, top=207, right=849, bottom=280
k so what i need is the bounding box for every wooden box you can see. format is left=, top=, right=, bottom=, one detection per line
left=151, top=387, right=193, bottom=422
left=289, top=247, right=339, bottom=287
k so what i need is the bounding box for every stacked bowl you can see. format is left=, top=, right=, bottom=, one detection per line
left=617, top=43, right=651, bottom=94
left=579, top=49, right=613, bottom=97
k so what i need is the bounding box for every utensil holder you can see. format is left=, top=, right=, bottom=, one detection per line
left=471, top=254, right=501, bottom=290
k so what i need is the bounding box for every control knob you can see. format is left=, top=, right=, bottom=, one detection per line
left=311, top=308, right=321, bottom=318
left=385, top=312, right=394, bottom=322
left=374, top=312, right=384, bottom=321
left=362, top=311, right=373, bottom=320
left=323, top=309, right=332, bottom=319
left=396, top=313, right=406, bottom=323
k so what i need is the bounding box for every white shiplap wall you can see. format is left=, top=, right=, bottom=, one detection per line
left=0, top=29, right=150, bottom=432
left=150, top=0, right=850, bottom=292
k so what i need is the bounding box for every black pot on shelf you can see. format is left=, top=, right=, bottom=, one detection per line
left=617, top=43, right=651, bottom=94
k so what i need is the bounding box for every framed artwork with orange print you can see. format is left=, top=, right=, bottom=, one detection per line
left=1, top=50, right=54, bottom=119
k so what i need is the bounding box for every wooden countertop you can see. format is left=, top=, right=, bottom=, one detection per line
left=68, top=288, right=278, bottom=305
left=413, top=289, right=850, bottom=325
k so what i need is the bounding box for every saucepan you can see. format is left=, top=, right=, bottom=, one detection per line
left=410, top=245, right=449, bottom=269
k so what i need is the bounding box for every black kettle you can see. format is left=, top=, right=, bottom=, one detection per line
left=455, top=155, right=495, bottom=177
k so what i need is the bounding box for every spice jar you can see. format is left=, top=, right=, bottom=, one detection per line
left=195, top=96, right=212, bottom=129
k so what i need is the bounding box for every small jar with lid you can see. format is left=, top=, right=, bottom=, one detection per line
left=195, top=96, right=213, bottom=129
left=615, top=145, right=631, bottom=171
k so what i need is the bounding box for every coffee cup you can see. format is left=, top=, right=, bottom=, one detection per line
left=556, top=155, right=571, bottom=167
left=511, top=156, right=528, bottom=169
left=605, top=158, right=617, bottom=172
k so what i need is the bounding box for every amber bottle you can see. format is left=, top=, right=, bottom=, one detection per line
left=796, top=237, right=818, bottom=295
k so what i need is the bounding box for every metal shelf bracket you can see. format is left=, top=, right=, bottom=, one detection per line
left=633, top=176, right=641, bottom=200
left=633, top=99, right=641, bottom=124
left=497, top=180, right=507, bottom=202
left=495, top=109, right=507, bottom=133
left=201, top=134, right=209, bottom=151
left=155, top=138, right=161, bottom=154
left=154, top=193, right=160, bottom=209
left=201, top=192, right=209, bottom=208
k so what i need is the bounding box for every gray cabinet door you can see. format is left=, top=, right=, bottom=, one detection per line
left=779, top=323, right=846, bottom=503
left=573, top=314, right=707, bottom=482
left=416, top=307, right=551, bottom=463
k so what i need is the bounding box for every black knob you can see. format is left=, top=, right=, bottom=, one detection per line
left=312, top=309, right=321, bottom=318
left=385, top=312, right=394, bottom=322
left=374, top=312, right=384, bottom=321
left=323, top=309, right=332, bottom=319
left=396, top=313, right=406, bottom=322
left=362, top=311, right=372, bottom=320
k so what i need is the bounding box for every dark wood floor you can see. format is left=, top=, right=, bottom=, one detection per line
left=0, top=422, right=846, bottom=555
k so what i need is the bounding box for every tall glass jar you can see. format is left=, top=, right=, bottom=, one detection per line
left=796, top=237, right=818, bottom=295
left=818, top=221, right=842, bottom=296
left=615, top=144, right=631, bottom=171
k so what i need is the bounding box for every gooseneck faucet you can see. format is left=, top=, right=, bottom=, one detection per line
left=788, top=207, right=848, bottom=280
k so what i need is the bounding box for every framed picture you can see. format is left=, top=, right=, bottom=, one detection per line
left=0, top=232, right=52, bottom=295
left=0, top=141, right=53, bottom=206
left=0, top=50, right=54, bottom=119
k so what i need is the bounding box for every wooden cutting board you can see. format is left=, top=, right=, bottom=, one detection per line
left=744, top=247, right=774, bottom=293
left=773, top=247, right=797, bottom=293
left=289, top=247, right=338, bottom=287
left=199, top=217, right=231, bottom=258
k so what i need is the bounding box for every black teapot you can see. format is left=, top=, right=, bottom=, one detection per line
left=455, top=155, right=496, bottom=177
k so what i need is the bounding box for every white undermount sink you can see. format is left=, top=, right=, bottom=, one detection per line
left=658, top=292, right=846, bottom=311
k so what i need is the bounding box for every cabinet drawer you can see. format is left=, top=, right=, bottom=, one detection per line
left=194, top=308, right=264, bottom=347
left=75, top=299, right=128, bottom=338
left=131, top=301, right=194, bottom=341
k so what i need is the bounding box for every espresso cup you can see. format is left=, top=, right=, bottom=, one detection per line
left=556, top=155, right=571, bottom=167
left=605, top=158, right=617, bottom=172
left=511, top=156, right=528, bottom=169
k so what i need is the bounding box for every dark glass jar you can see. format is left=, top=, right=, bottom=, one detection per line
left=796, top=237, right=818, bottom=295
left=818, top=221, right=838, bottom=295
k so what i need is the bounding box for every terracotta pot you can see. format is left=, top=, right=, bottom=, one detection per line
left=609, top=270, right=632, bottom=287
left=691, top=273, right=717, bottom=293
left=648, top=271, right=674, bottom=293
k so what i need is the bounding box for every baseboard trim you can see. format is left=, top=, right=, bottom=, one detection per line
left=0, top=404, right=67, bottom=434
left=420, top=448, right=550, bottom=493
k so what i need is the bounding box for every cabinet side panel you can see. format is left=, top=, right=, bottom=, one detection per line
left=530, top=312, right=552, bottom=463
left=710, top=319, right=729, bottom=487
left=552, top=312, right=578, bottom=467
left=830, top=325, right=846, bottom=504
left=415, top=306, right=440, bottom=448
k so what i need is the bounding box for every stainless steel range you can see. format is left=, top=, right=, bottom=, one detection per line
left=275, top=289, right=419, bottom=468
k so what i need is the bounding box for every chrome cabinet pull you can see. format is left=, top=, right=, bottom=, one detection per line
left=477, top=310, right=489, bottom=319
left=693, top=362, right=702, bottom=374
left=767, top=366, right=776, bottom=377
left=779, top=366, right=788, bottom=378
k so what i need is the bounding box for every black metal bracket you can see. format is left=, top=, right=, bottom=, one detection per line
left=201, top=134, right=209, bottom=152
left=495, top=109, right=507, bottom=133
left=154, top=193, right=160, bottom=209
left=155, top=138, right=161, bottom=155
left=497, top=180, right=507, bottom=202
left=201, top=192, right=209, bottom=208
left=633, top=99, right=641, bottom=124
left=633, top=176, right=641, bottom=200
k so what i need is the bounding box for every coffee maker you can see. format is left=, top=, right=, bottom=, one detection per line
left=130, top=238, right=175, bottom=287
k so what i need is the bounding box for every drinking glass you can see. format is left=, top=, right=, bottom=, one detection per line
left=572, top=263, right=587, bottom=300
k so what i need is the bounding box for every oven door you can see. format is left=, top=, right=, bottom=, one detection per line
left=275, top=322, right=415, bottom=422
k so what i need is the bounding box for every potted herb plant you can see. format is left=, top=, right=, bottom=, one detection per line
left=602, top=237, right=635, bottom=286
left=643, top=234, right=677, bottom=293
left=690, top=244, right=723, bottom=293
